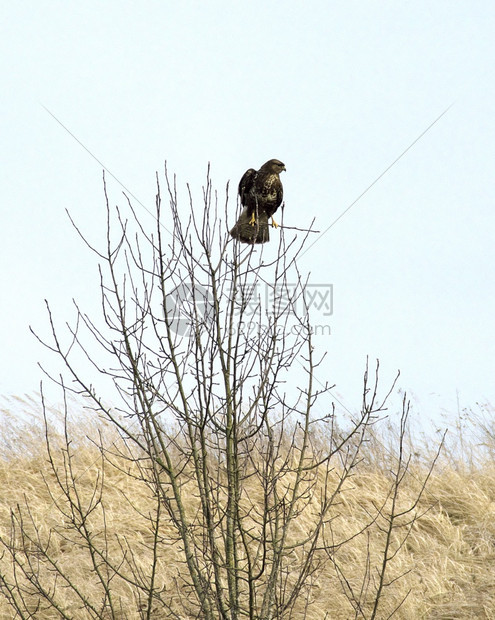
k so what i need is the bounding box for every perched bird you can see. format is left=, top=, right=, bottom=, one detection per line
left=230, top=159, right=286, bottom=244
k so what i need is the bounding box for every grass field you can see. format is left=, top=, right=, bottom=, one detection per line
left=1, top=400, right=495, bottom=619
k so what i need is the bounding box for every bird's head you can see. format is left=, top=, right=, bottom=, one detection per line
left=263, top=159, right=286, bottom=174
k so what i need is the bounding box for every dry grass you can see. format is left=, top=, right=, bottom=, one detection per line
left=1, top=405, right=495, bottom=619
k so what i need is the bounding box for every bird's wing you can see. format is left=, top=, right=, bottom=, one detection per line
left=238, top=168, right=257, bottom=206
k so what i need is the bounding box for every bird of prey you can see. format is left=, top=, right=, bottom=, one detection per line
left=230, top=159, right=286, bottom=244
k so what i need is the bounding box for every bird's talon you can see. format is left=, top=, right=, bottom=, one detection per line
left=271, top=217, right=278, bottom=229
left=249, top=213, right=256, bottom=226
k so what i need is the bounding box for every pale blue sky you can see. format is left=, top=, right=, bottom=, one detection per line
left=1, top=2, right=494, bottom=428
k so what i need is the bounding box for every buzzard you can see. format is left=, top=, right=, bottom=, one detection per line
left=230, top=159, right=286, bottom=244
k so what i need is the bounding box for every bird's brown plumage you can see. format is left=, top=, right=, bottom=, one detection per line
left=230, top=159, right=286, bottom=244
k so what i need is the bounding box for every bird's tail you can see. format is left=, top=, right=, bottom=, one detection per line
left=230, top=209, right=270, bottom=244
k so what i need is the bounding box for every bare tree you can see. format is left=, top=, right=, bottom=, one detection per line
left=0, top=165, right=442, bottom=619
